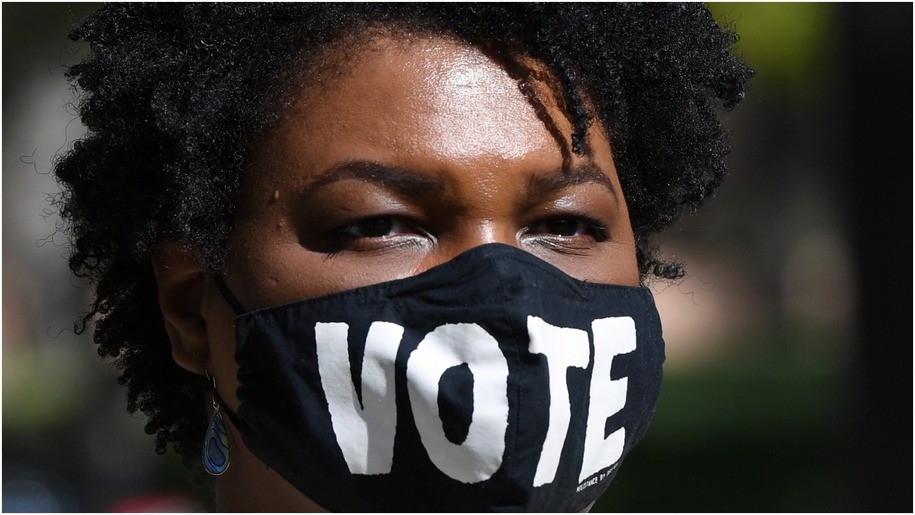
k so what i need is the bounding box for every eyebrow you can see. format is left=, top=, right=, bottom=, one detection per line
left=303, top=159, right=617, bottom=199
left=525, top=161, right=619, bottom=198
left=304, top=160, right=446, bottom=198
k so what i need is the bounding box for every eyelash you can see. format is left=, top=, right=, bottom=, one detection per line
left=334, top=215, right=608, bottom=243
left=338, top=216, right=428, bottom=240
left=524, top=215, right=609, bottom=242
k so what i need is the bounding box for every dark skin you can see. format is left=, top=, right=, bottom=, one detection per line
left=153, top=35, right=638, bottom=512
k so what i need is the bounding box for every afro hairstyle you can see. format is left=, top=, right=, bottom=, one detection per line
left=54, top=3, right=752, bottom=467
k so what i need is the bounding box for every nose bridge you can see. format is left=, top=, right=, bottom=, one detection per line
left=421, top=162, right=526, bottom=269
left=437, top=217, right=519, bottom=265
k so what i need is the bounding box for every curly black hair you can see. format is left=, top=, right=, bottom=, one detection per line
left=54, top=3, right=752, bottom=469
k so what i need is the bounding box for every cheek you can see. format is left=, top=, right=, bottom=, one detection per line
left=524, top=242, right=640, bottom=287
left=595, top=245, right=640, bottom=286
left=227, top=218, right=423, bottom=308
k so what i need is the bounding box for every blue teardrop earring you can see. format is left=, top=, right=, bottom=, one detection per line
left=203, top=370, right=230, bottom=476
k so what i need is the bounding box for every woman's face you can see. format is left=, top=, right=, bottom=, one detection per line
left=199, top=34, right=638, bottom=511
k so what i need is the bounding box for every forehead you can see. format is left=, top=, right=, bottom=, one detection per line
left=255, top=34, right=568, bottom=176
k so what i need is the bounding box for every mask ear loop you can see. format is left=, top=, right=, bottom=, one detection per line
left=212, top=275, right=247, bottom=315
left=202, top=368, right=231, bottom=476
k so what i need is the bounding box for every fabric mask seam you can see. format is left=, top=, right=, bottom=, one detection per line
left=490, top=250, right=525, bottom=494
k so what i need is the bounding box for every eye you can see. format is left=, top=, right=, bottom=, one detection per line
left=527, top=216, right=608, bottom=240
left=343, top=217, right=408, bottom=238
left=310, top=215, right=432, bottom=256
left=531, top=217, right=589, bottom=237
left=338, top=216, right=431, bottom=241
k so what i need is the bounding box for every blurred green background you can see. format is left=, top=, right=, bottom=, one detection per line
left=3, top=3, right=912, bottom=512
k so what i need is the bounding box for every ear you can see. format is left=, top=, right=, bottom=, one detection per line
left=151, top=241, right=209, bottom=376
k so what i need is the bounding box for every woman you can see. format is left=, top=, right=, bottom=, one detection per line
left=55, top=4, right=751, bottom=511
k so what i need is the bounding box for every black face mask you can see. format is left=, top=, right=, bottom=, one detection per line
left=214, top=243, right=665, bottom=512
